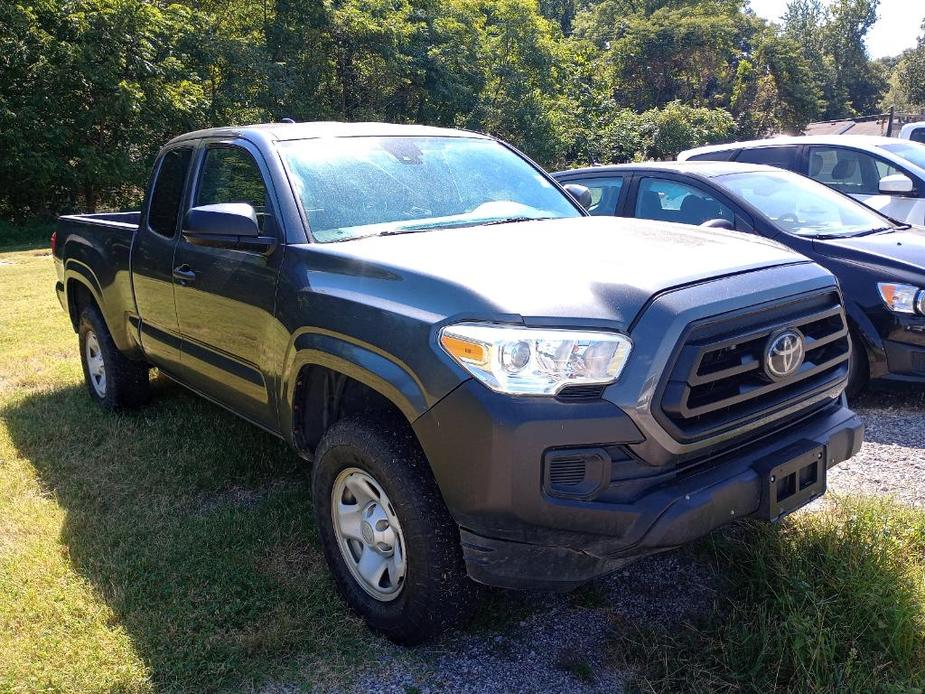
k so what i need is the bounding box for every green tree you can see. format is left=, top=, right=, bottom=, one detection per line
left=0, top=0, right=210, bottom=217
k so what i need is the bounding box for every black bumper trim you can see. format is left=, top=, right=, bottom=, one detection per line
left=460, top=410, right=863, bottom=591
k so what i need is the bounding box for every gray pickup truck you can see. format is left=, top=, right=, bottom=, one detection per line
left=53, top=122, right=863, bottom=643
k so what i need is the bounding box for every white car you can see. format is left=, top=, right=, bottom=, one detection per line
left=901, top=121, right=925, bottom=144
left=679, top=135, right=925, bottom=226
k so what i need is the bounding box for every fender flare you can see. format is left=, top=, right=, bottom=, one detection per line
left=279, top=328, right=431, bottom=445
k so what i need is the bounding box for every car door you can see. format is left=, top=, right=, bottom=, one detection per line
left=132, top=144, right=195, bottom=373
left=806, top=145, right=919, bottom=221
left=171, top=139, right=285, bottom=431
left=629, top=175, right=745, bottom=229
left=556, top=174, right=627, bottom=217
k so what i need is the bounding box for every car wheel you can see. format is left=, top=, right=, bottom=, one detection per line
left=312, top=415, right=477, bottom=644
left=846, top=330, right=869, bottom=400
left=78, top=305, right=150, bottom=409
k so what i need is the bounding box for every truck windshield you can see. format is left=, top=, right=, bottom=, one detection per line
left=279, top=136, right=580, bottom=242
left=714, top=170, right=893, bottom=238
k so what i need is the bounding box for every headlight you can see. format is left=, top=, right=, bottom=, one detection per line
left=439, top=324, right=632, bottom=395
left=877, top=282, right=925, bottom=315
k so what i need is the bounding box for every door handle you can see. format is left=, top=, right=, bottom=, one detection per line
left=173, top=264, right=197, bottom=285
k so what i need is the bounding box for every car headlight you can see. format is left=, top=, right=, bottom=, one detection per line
left=877, top=282, right=925, bottom=315
left=439, top=323, right=632, bottom=395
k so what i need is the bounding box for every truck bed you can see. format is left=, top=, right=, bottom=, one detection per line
left=58, top=211, right=141, bottom=230
left=54, top=210, right=142, bottom=356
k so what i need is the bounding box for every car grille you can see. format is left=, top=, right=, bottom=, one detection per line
left=657, top=290, right=850, bottom=442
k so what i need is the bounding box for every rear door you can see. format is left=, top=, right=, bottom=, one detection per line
left=171, top=138, right=285, bottom=431
left=132, top=144, right=195, bottom=372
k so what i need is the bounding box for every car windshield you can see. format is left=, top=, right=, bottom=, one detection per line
left=879, top=141, right=925, bottom=171
left=714, top=170, right=893, bottom=238
left=279, top=136, right=580, bottom=242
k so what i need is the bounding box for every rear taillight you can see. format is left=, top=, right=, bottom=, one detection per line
left=50, top=230, right=57, bottom=256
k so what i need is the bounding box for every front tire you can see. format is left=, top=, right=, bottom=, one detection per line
left=312, top=416, right=476, bottom=644
left=78, top=305, right=150, bottom=409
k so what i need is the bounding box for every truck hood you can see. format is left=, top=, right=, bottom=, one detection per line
left=313, top=216, right=810, bottom=328
left=812, top=227, right=925, bottom=278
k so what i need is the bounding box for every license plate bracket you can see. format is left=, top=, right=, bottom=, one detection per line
left=755, top=442, right=826, bottom=522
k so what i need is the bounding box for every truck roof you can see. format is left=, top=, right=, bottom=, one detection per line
left=166, top=121, right=490, bottom=146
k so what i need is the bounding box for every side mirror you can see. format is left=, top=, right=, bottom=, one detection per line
left=563, top=183, right=592, bottom=210
left=182, top=203, right=276, bottom=253
left=700, top=218, right=734, bottom=230
left=879, top=173, right=915, bottom=195
left=184, top=203, right=260, bottom=237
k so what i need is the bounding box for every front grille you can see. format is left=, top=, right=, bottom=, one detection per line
left=658, top=290, right=849, bottom=442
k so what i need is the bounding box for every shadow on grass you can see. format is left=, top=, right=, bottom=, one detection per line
left=3, top=377, right=371, bottom=690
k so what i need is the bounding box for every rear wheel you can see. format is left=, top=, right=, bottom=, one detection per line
left=312, top=416, right=477, bottom=644
left=78, top=305, right=150, bottom=409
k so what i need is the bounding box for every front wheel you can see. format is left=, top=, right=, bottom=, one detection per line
left=312, top=416, right=477, bottom=644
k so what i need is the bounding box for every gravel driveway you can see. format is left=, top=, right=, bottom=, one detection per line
left=344, top=386, right=925, bottom=694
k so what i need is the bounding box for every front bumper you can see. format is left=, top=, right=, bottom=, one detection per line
left=414, top=382, right=862, bottom=590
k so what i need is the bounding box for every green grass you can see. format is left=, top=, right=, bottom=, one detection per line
left=614, top=497, right=925, bottom=693
left=0, top=247, right=372, bottom=691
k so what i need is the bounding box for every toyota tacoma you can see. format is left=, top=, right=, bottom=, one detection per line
left=53, top=122, right=864, bottom=644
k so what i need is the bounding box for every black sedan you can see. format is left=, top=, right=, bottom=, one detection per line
left=554, top=161, right=925, bottom=395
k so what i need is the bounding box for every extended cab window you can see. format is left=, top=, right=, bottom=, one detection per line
left=565, top=176, right=623, bottom=216
left=736, top=146, right=796, bottom=170
left=197, top=146, right=270, bottom=231
left=808, top=147, right=899, bottom=195
left=148, top=147, right=193, bottom=237
left=635, top=177, right=734, bottom=226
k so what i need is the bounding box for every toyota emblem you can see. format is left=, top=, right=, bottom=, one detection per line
left=764, top=329, right=805, bottom=381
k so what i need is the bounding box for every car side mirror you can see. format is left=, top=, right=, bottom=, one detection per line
left=879, top=173, right=915, bottom=196
left=563, top=183, right=592, bottom=210
left=182, top=203, right=276, bottom=253
left=700, top=218, right=734, bottom=230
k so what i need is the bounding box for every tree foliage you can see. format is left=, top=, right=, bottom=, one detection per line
left=0, top=0, right=900, bottom=219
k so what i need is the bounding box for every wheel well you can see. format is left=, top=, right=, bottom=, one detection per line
left=293, top=365, right=407, bottom=454
left=66, top=279, right=96, bottom=332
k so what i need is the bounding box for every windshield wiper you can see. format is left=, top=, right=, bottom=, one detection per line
left=813, top=227, right=893, bottom=239
left=480, top=216, right=554, bottom=226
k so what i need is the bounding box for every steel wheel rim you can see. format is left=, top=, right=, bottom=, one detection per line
left=331, top=467, right=406, bottom=601
left=85, top=331, right=107, bottom=397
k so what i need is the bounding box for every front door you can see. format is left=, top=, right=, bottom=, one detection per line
left=172, top=140, right=285, bottom=431
left=132, top=145, right=194, bottom=373
left=806, top=145, right=920, bottom=222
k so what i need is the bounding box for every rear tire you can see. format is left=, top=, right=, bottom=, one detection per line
left=312, top=415, right=477, bottom=644
left=78, top=305, right=150, bottom=410
left=846, top=330, right=869, bottom=401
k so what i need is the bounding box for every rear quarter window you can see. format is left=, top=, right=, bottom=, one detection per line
left=735, top=147, right=796, bottom=170
left=148, top=147, right=193, bottom=237
left=687, top=149, right=737, bottom=162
